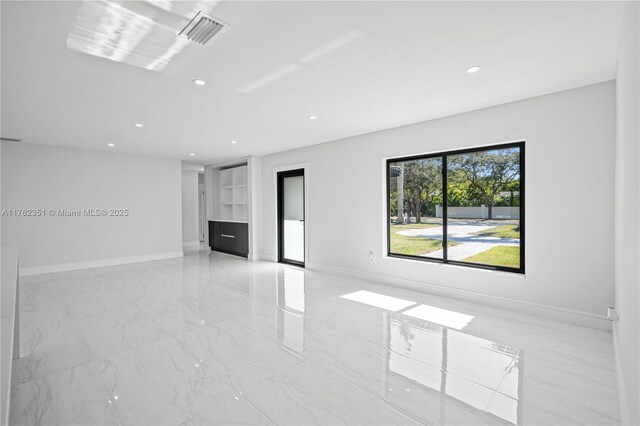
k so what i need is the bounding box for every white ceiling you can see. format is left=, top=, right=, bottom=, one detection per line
left=1, top=1, right=624, bottom=164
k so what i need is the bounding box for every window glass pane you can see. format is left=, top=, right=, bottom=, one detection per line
left=446, top=147, right=521, bottom=269
left=388, top=157, right=446, bottom=259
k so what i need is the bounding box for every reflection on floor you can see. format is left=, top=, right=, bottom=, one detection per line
left=10, top=250, right=619, bottom=425
left=385, top=314, right=520, bottom=425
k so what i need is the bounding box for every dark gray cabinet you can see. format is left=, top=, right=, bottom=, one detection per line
left=209, top=221, right=248, bottom=258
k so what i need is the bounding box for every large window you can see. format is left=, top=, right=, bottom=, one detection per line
left=387, top=142, right=524, bottom=273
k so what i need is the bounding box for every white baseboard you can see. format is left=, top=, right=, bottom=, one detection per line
left=258, top=253, right=276, bottom=262
left=247, top=253, right=261, bottom=261
left=613, top=325, right=631, bottom=424
left=20, top=251, right=184, bottom=276
left=307, top=261, right=611, bottom=331
left=182, top=241, right=202, bottom=249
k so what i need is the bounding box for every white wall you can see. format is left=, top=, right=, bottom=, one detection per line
left=614, top=2, right=640, bottom=424
left=1, top=142, right=183, bottom=273
left=181, top=170, right=200, bottom=246
left=259, top=81, right=615, bottom=318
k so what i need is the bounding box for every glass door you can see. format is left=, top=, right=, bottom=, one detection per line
left=278, top=169, right=305, bottom=266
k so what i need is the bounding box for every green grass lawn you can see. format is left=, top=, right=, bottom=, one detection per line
left=390, top=233, right=458, bottom=256
left=390, top=220, right=448, bottom=256
left=463, top=246, right=520, bottom=268
left=471, top=224, right=520, bottom=239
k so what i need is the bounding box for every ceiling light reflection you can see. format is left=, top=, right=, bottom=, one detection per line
left=238, top=30, right=362, bottom=94
left=238, top=64, right=301, bottom=94
left=67, top=2, right=155, bottom=65
left=67, top=0, right=220, bottom=72
left=145, top=37, right=191, bottom=71
left=298, top=30, right=363, bottom=64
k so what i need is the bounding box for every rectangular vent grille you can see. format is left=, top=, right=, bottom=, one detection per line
left=179, top=11, right=226, bottom=45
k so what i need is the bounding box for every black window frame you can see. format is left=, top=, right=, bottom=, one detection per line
left=386, top=141, right=525, bottom=274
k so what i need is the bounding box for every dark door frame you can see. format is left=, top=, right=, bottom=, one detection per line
left=277, top=168, right=305, bottom=267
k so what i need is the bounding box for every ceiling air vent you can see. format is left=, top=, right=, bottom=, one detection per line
left=179, top=11, right=227, bottom=45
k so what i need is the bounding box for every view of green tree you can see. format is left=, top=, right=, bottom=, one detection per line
left=388, top=144, right=522, bottom=271
left=390, top=158, right=442, bottom=223
left=447, top=148, right=520, bottom=219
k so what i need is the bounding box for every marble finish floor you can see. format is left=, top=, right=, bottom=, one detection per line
left=10, top=250, right=619, bottom=425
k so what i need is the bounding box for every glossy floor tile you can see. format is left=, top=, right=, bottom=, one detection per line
left=10, top=250, right=620, bottom=425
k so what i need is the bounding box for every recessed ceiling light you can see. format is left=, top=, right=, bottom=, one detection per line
left=193, top=79, right=206, bottom=86
left=134, top=123, right=144, bottom=128
left=466, top=65, right=482, bottom=73
left=189, top=153, right=196, bottom=157
left=231, top=140, right=237, bottom=144
left=107, top=143, right=115, bottom=147
left=308, top=115, right=318, bottom=120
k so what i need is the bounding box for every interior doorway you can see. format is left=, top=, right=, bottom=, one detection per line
left=198, top=183, right=205, bottom=242
left=277, top=169, right=305, bottom=267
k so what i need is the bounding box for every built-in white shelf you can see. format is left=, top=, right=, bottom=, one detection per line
left=205, top=156, right=258, bottom=259
left=212, top=164, right=248, bottom=222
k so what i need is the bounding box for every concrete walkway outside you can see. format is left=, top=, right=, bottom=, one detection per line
left=397, top=224, right=519, bottom=260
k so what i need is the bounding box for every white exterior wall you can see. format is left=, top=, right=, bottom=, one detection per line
left=434, top=205, right=519, bottom=219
